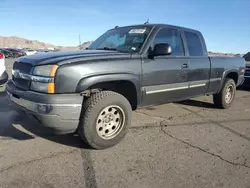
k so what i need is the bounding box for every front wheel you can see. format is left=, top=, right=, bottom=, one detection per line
left=78, top=91, right=132, bottom=149
left=213, top=78, right=236, bottom=109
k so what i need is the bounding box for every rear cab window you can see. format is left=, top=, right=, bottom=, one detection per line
left=184, top=31, right=204, bottom=56
left=152, top=27, right=185, bottom=56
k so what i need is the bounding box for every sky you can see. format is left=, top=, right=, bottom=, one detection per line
left=0, top=0, right=249, bottom=53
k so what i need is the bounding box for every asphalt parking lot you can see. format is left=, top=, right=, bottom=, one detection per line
left=1, top=58, right=250, bottom=188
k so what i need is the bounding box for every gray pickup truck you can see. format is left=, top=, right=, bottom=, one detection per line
left=7, top=23, right=245, bottom=149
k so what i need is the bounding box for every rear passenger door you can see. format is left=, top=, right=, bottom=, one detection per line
left=183, top=30, right=210, bottom=96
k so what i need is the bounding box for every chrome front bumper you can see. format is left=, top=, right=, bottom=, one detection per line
left=9, top=93, right=82, bottom=119
left=7, top=81, right=84, bottom=134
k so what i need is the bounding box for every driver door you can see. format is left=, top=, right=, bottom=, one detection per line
left=141, top=27, right=190, bottom=106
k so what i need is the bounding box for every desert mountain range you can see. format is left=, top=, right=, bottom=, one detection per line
left=0, top=36, right=92, bottom=50
left=0, top=36, right=244, bottom=57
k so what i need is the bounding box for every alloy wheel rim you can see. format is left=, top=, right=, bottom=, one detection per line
left=96, top=105, right=125, bottom=140
left=225, top=85, right=234, bottom=104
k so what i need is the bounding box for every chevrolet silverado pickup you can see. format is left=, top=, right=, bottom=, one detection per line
left=7, top=23, right=246, bottom=149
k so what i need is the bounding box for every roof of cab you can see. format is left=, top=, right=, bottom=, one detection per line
left=112, top=23, right=201, bottom=33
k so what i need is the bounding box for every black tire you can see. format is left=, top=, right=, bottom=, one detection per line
left=213, top=78, right=236, bottom=109
left=78, top=91, right=132, bottom=149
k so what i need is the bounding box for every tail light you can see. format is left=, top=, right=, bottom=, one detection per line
left=0, top=52, right=4, bottom=59
left=18, top=52, right=22, bottom=55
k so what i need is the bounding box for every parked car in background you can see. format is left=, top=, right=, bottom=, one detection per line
left=0, top=52, right=8, bottom=92
left=25, top=49, right=37, bottom=56
left=242, top=52, right=250, bottom=87
left=4, top=48, right=26, bottom=57
left=35, top=49, right=49, bottom=54
left=3, top=49, right=19, bottom=58
left=0, top=49, right=14, bottom=58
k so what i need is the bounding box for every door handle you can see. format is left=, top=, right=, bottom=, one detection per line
left=181, top=63, right=188, bottom=69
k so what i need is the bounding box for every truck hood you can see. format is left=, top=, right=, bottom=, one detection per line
left=16, top=50, right=131, bottom=66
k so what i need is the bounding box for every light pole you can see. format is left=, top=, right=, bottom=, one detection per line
left=79, top=34, right=81, bottom=50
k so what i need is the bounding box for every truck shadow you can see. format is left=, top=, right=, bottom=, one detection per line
left=0, top=92, right=91, bottom=149
left=16, top=112, right=92, bottom=149
left=0, top=92, right=35, bottom=141
left=176, top=99, right=217, bottom=109
left=3, top=114, right=91, bottom=149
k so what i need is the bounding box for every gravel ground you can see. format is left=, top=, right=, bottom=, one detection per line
left=1, top=58, right=250, bottom=188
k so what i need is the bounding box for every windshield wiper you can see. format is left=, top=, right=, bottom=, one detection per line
left=96, top=47, right=117, bottom=51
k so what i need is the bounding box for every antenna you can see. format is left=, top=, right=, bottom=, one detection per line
left=144, top=18, right=149, bottom=24
left=79, top=34, right=81, bottom=50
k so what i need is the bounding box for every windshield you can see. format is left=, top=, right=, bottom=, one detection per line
left=88, top=26, right=153, bottom=53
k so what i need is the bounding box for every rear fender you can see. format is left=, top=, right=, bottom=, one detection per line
left=218, top=69, right=239, bottom=93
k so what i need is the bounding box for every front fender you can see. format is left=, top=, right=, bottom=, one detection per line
left=76, top=73, right=141, bottom=103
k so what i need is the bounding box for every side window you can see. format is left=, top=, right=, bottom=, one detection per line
left=184, top=31, right=204, bottom=56
left=152, top=28, right=184, bottom=56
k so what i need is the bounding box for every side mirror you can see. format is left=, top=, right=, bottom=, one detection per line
left=149, top=43, right=172, bottom=57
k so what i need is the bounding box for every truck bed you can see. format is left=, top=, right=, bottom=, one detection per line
left=206, top=56, right=245, bottom=93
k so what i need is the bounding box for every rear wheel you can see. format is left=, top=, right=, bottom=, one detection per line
left=213, top=78, right=236, bottom=109
left=78, top=91, right=132, bottom=149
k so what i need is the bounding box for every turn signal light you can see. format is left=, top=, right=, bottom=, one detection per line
left=48, top=65, right=58, bottom=93
left=48, top=83, right=55, bottom=93
left=49, top=65, right=58, bottom=77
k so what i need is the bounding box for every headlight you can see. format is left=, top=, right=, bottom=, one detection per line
left=30, top=81, right=55, bottom=93
left=31, top=65, right=58, bottom=93
left=33, top=65, right=58, bottom=77
left=30, top=81, right=49, bottom=93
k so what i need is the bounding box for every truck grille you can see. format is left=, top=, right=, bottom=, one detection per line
left=13, top=61, right=33, bottom=73
left=12, top=61, right=33, bottom=90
